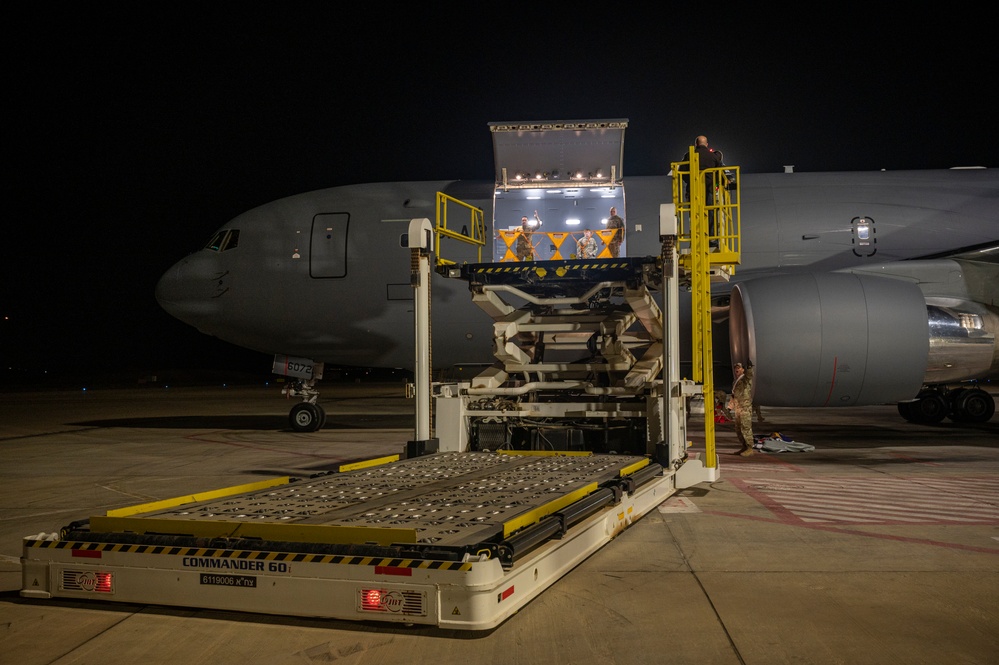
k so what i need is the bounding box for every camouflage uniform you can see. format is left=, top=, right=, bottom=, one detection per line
left=516, top=217, right=541, bottom=261
left=516, top=227, right=534, bottom=260
left=606, top=214, right=624, bottom=257
left=731, top=365, right=755, bottom=455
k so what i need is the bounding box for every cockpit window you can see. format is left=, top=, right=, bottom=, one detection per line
left=204, top=231, right=226, bottom=251
left=221, top=229, right=239, bottom=250
left=204, top=229, right=240, bottom=252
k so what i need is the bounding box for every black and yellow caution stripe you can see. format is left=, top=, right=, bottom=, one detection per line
left=87, top=517, right=418, bottom=546
left=24, top=539, right=474, bottom=571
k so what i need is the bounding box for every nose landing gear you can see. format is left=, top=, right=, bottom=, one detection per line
left=289, top=400, right=327, bottom=432
left=282, top=377, right=327, bottom=432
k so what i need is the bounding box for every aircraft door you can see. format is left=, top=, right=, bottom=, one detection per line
left=311, top=213, right=348, bottom=278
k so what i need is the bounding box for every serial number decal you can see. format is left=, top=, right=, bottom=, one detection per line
left=200, top=574, right=257, bottom=588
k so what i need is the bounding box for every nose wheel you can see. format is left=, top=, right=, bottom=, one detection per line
left=289, top=402, right=327, bottom=432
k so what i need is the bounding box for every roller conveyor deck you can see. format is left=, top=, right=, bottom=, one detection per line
left=68, top=452, right=657, bottom=556
left=22, top=451, right=674, bottom=630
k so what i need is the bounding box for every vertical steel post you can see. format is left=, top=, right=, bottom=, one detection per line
left=660, top=203, right=686, bottom=464
left=406, top=218, right=435, bottom=451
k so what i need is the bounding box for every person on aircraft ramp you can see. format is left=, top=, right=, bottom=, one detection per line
left=516, top=211, right=543, bottom=261
left=678, top=135, right=727, bottom=248
left=576, top=228, right=598, bottom=259
left=606, top=207, right=625, bottom=257
left=729, top=361, right=756, bottom=456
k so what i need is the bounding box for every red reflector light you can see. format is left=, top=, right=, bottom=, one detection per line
left=94, top=572, right=113, bottom=593
left=358, top=588, right=423, bottom=615
left=64, top=570, right=114, bottom=593
left=361, top=588, right=385, bottom=611
left=374, top=565, right=412, bottom=576
left=71, top=549, right=102, bottom=559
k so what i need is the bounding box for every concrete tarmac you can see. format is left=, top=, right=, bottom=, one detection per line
left=1, top=382, right=997, bottom=665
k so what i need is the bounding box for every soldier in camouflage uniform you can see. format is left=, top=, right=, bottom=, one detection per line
left=729, top=362, right=755, bottom=456
left=516, top=212, right=542, bottom=261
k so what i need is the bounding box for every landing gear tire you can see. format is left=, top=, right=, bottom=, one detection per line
left=914, top=392, right=947, bottom=424
left=290, top=402, right=323, bottom=432
left=954, top=388, right=995, bottom=423
left=946, top=388, right=968, bottom=422
left=897, top=401, right=917, bottom=422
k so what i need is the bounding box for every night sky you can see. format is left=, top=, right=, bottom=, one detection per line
left=4, top=7, right=995, bottom=386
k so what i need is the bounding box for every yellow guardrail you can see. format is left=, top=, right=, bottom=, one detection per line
left=494, top=229, right=621, bottom=261
left=673, top=164, right=741, bottom=263
left=670, top=148, right=743, bottom=471
left=435, top=192, right=486, bottom=266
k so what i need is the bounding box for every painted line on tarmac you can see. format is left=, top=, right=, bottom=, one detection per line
left=731, top=476, right=999, bottom=526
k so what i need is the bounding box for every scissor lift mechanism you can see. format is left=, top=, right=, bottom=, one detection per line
left=434, top=257, right=681, bottom=458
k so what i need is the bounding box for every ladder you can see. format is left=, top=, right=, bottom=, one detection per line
left=672, top=148, right=742, bottom=469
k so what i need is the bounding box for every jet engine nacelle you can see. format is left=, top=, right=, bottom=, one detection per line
left=729, top=273, right=929, bottom=407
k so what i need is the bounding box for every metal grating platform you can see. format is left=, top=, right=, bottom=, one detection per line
left=99, top=452, right=650, bottom=548
left=454, top=256, right=661, bottom=298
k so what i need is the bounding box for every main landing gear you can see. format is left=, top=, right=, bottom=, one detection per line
left=897, top=385, right=995, bottom=424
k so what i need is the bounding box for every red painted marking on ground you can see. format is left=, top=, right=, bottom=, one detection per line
left=703, top=509, right=999, bottom=554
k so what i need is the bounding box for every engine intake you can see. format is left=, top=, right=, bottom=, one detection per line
left=729, top=273, right=929, bottom=406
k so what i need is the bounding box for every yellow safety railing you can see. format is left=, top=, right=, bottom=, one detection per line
left=435, top=192, right=487, bottom=266
left=495, top=230, right=619, bottom=262
left=670, top=148, right=742, bottom=471
left=673, top=165, right=741, bottom=262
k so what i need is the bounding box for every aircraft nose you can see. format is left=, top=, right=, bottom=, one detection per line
left=155, top=256, right=222, bottom=328
left=154, top=263, right=184, bottom=317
